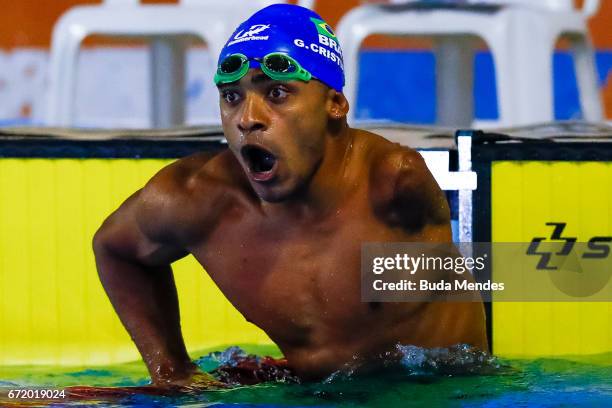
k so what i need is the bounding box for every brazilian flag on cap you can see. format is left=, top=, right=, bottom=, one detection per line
left=310, top=17, right=336, bottom=39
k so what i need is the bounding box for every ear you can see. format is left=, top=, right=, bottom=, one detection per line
left=326, top=88, right=349, bottom=120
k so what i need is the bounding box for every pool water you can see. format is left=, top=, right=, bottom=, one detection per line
left=0, top=345, right=610, bottom=407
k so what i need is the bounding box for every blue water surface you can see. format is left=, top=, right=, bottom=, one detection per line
left=1, top=345, right=610, bottom=407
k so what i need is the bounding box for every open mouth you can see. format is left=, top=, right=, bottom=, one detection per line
left=240, top=145, right=278, bottom=182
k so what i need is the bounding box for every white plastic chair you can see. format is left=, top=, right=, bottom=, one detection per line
left=336, top=0, right=603, bottom=127
left=46, top=0, right=314, bottom=128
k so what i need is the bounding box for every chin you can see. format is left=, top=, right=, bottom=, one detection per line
left=254, top=186, right=292, bottom=203
left=253, top=180, right=300, bottom=203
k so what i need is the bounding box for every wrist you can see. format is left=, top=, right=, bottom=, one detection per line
left=148, top=356, right=199, bottom=385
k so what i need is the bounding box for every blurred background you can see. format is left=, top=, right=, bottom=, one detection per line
left=0, top=0, right=610, bottom=128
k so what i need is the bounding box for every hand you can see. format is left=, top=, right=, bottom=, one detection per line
left=158, top=370, right=228, bottom=392
left=148, top=360, right=228, bottom=392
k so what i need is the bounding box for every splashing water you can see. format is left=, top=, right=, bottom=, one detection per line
left=194, top=344, right=503, bottom=385
left=395, top=343, right=502, bottom=376
left=321, top=343, right=504, bottom=383
left=194, top=345, right=249, bottom=372
left=195, top=346, right=300, bottom=386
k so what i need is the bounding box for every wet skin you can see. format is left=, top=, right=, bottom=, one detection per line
left=93, top=70, right=487, bottom=388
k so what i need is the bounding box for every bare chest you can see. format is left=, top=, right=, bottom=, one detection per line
left=188, top=198, right=406, bottom=343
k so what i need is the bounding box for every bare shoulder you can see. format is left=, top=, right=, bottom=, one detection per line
left=368, top=133, right=427, bottom=182
left=352, top=129, right=427, bottom=194
left=355, top=128, right=450, bottom=230
left=136, top=150, right=246, bottom=244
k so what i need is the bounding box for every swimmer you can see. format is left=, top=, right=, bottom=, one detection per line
left=93, top=4, right=487, bottom=390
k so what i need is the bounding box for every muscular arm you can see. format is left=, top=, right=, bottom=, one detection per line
left=378, top=148, right=488, bottom=349
left=373, top=147, right=451, bottom=238
left=92, top=155, right=219, bottom=387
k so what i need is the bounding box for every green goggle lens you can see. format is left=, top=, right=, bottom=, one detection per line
left=215, top=54, right=250, bottom=84
left=263, top=54, right=292, bottom=73
left=214, top=53, right=312, bottom=85
left=220, top=55, right=246, bottom=73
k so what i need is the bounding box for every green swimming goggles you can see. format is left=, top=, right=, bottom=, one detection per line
left=214, top=52, right=312, bottom=85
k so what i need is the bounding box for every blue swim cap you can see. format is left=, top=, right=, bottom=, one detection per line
left=217, top=4, right=344, bottom=92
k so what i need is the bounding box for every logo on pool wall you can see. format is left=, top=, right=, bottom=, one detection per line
left=526, top=222, right=612, bottom=297
left=527, top=222, right=611, bottom=269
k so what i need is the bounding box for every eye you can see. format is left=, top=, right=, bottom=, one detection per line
left=221, top=90, right=241, bottom=104
left=268, top=85, right=289, bottom=100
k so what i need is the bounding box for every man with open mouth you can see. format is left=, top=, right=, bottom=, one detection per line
left=241, top=144, right=278, bottom=182
left=93, top=4, right=488, bottom=390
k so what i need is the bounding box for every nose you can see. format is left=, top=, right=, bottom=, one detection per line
left=238, top=93, right=268, bottom=134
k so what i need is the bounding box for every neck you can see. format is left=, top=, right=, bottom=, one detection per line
left=263, top=124, right=354, bottom=219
